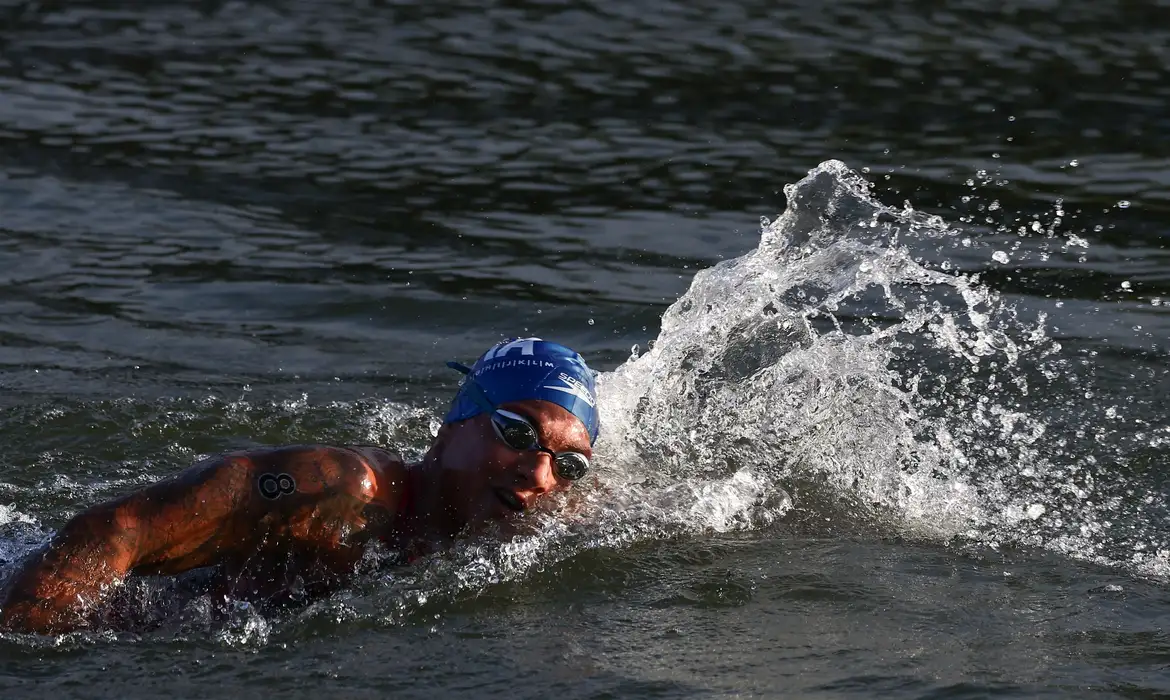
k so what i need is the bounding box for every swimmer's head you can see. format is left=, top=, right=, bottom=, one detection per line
left=423, top=338, right=598, bottom=532
left=444, top=337, right=599, bottom=444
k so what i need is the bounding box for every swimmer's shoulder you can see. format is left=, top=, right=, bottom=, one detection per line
left=336, top=444, right=410, bottom=512
left=190, top=444, right=406, bottom=512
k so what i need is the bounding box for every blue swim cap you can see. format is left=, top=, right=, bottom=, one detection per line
left=444, top=338, right=600, bottom=444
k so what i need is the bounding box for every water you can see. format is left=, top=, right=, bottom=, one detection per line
left=2, top=0, right=1170, bottom=697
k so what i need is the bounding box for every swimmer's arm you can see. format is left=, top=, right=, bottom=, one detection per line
left=0, top=447, right=387, bottom=634
left=0, top=457, right=251, bottom=635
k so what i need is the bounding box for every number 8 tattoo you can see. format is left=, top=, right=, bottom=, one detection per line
left=257, top=472, right=297, bottom=500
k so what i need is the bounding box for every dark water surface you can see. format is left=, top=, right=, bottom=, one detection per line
left=1, top=0, right=1170, bottom=698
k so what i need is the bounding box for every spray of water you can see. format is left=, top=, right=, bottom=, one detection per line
left=593, top=159, right=1167, bottom=577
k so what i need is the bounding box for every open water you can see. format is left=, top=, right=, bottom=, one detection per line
left=1, top=1, right=1169, bottom=697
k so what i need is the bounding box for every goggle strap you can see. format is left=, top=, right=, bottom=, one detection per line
left=446, top=361, right=473, bottom=374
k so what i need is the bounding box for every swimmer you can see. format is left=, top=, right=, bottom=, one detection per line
left=0, top=338, right=599, bottom=634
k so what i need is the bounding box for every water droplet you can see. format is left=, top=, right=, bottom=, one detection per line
left=1120, top=281, right=1132, bottom=291
left=992, top=251, right=1010, bottom=264
left=1069, top=159, right=1080, bottom=167
left=588, top=318, right=595, bottom=326
left=1117, top=200, right=1131, bottom=209
left=1008, top=115, right=1016, bottom=121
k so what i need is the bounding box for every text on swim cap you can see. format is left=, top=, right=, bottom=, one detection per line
left=483, top=337, right=542, bottom=360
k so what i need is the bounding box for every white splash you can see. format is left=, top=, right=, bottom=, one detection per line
left=585, top=159, right=1155, bottom=576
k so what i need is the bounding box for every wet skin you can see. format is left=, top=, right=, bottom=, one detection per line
left=0, top=399, right=591, bottom=635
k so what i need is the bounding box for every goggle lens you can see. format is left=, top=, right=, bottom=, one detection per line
left=553, top=452, right=589, bottom=481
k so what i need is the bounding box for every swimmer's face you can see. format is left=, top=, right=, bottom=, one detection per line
left=436, top=399, right=592, bottom=530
